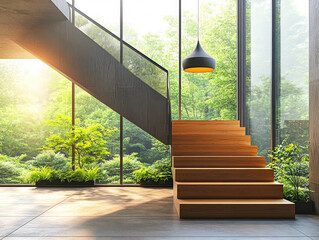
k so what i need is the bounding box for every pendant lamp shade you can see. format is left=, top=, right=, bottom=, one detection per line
left=182, top=41, right=216, bottom=73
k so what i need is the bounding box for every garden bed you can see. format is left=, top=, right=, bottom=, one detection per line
left=139, top=180, right=173, bottom=187
left=35, top=180, right=95, bottom=187
left=295, top=200, right=314, bottom=214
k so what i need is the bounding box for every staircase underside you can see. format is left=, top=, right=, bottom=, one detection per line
left=172, top=120, right=295, bottom=219
left=0, top=0, right=69, bottom=59
left=0, top=0, right=170, bottom=145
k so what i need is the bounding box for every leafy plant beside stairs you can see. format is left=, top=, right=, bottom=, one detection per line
left=28, top=166, right=101, bottom=183
left=132, top=158, right=172, bottom=185
left=267, top=140, right=310, bottom=203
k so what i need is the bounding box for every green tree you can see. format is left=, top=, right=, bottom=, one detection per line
left=44, top=115, right=116, bottom=169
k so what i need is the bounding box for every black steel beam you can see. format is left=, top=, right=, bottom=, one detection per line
left=237, top=0, right=246, bottom=129
left=179, top=0, right=182, bottom=120
left=271, top=0, right=281, bottom=151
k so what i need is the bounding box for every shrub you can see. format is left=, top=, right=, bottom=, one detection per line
left=132, top=158, right=172, bottom=184
left=85, top=167, right=100, bottom=181
left=60, top=169, right=86, bottom=182
left=27, top=167, right=100, bottom=183
left=268, top=140, right=309, bottom=201
left=283, top=185, right=310, bottom=203
left=100, top=153, right=143, bottom=183
left=28, top=167, right=58, bottom=183
left=27, top=150, right=70, bottom=171
left=0, top=154, right=28, bottom=184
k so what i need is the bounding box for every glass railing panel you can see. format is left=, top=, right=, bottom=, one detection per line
left=74, top=11, right=121, bottom=62
left=123, top=44, right=167, bottom=97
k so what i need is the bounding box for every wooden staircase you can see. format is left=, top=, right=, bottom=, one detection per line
left=172, top=120, right=295, bottom=219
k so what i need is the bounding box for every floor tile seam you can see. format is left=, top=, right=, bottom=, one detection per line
left=2, top=194, right=75, bottom=238
left=289, top=222, right=314, bottom=237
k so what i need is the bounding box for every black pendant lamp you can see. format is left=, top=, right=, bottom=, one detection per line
left=182, top=0, right=216, bottom=73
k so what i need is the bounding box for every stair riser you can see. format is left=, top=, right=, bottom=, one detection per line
left=172, top=135, right=251, bottom=145
left=172, top=126, right=245, bottom=133
left=173, top=159, right=265, bottom=168
left=173, top=130, right=245, bottom=136
left=175, top=169, right=274, bottom=182
left=172, top=120, right=240, bottom=127
left=178, top=204, right=295, bottom=219
left=172, top=146, right=258, bottom=156
left=177, top=185, right=283, bottom=199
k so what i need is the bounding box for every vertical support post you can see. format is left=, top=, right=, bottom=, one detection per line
left=237, top=0, right=246, bottom=129
left=179, top=0, right=182, bottom=120
left=71, top=0, right=76, bottom=171
left=120, top=0, right=124, bottom=184
left=271, top=0, right=281, bottom=152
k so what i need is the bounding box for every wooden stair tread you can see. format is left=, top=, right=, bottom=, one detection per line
left=176, top=182, right=282, bottom=185
left=172, top=131, right=246, bottom=136
left=173, top=156, right=265, bottom=159
left=172, top=145, right=258, bottom=156
left=175, top=167, right=272, bottom=170
left=172, top=120, right=240, bottom=124
left=177, top=199, right=293, bottom=205
left=172, top=135, right=251, bottom=145
left=175, top=168, right=274, bottom=182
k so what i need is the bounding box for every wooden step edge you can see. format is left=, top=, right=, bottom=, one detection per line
left=174, top=167, right=273, bottom=170
left=173, top=156, right=266, bottom=160
left=175, top=198, right=295, bottom=219
left=176, top=198, right=294, bottom=205
left=175, top=182, right=282, bottom=186
left=172, top=120, right=240, bottom=123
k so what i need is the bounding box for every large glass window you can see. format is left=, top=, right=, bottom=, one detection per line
left=278, top=0, right=309, bottom=146
left=181, top=0, right=237, bottom=120
left=0, top=60, right=71, bottom=184
left=75, top=86, right=120, bottom=184
left=246, top=0, right=272, bottom=158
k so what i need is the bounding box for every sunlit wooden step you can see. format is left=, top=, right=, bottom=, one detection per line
left=176, top=182, right=283, bottom=199
left=173, top=156, right=266, bottom=168
left=174, top=168, right=274, bottom=182
left=172, top=135, right=251, bottom=145
left=172, top=145, right=258, bottom=156
left=175, top=199, right=295, bottom=219
left=172, top=120, right=240, bottom=127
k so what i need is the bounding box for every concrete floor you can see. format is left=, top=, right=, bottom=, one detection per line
left=0, top=187, right=319, bottom=240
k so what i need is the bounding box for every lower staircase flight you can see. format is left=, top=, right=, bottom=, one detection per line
left=172, top=120, right=295, bottom=219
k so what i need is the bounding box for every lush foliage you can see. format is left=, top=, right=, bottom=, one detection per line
left=0, top=155, right=28, bottom=183
left=99, top=153, right=144, bottom=184
left=27, top=167, right=101, bottom=183
left=27, top=150, right=69, bottom=171
left=267, top=140, right=309, bottom=202
left=44, top=115, right=115, bottom=169
left=133, top=158, right=172, bottom=184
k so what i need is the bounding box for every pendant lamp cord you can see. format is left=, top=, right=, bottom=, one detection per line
left=198, top=0, right=200, bottom=41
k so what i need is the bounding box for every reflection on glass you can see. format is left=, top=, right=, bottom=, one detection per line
left=246, top=0, right=271, bottom=160
left=75, top=0, right=120, bottom=36
left=123, top=45, right=167, bottom=97
left=74, top=11, right=120, bottom=61
left=279, top=0, right=309, bottom=146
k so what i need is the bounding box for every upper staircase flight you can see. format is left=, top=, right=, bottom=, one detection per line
left=0, top=0, right=171, bottom=145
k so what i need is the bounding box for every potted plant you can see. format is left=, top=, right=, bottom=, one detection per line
left=268, top=140, right=314, bottom=214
